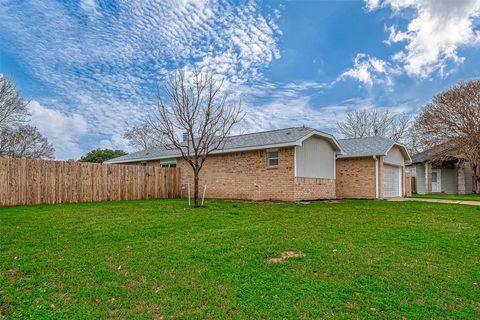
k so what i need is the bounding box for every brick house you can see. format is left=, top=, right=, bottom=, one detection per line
left=106, top=127, right=411, bottom=201
left=336, top=136, right=411, bottom=199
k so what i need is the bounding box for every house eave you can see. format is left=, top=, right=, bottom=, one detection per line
left=105, top=129, right=345, bottom=164
left=104, top=141, right=303, bottom=164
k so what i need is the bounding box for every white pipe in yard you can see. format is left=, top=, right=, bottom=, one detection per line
left=201, top=184, right=207, bottom=206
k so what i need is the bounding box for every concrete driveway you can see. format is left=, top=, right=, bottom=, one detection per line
left=388, top=197, right=480, bottom=206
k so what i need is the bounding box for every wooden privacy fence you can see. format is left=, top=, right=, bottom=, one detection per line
left=0, top=157, right=181, bottom=207
left=411, top=176, right=417, bottom=194
left=405, top=172, right=412, bottom=197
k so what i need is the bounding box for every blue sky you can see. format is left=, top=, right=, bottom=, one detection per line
left=1, top=0, right=480, bottom=159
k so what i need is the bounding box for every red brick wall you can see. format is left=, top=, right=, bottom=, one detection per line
left=293, top=177, right=336, bottom=201
left=122, top=147, right=338, bottom=201
left=178, top=148, right=296, bottom=201
left=336, top=157, right=377, bottom=199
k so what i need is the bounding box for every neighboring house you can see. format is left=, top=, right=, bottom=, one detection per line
left=106, top=127, right=411, bottom=201
left=409, top=147, right=475, bottom=195
left=336, top=137, right=411, bottom=199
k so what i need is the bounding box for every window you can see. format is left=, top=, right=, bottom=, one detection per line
left=140, top=161, right=147, bottom=166
left=267, top=150, right=279, bottom=167
left=160, top=159, right=177, bottom=168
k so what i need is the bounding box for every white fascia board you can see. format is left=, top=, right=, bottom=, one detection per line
left=337, top=154, right=382, bottom=159
left=294, top=146, right=297, bottom=177
left=297, top=130, right=345, bottom=154
left=385, top=142, right=412, bottom=164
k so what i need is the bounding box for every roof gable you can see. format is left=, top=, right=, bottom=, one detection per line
left=410, top=144, right=460, bottom=164
left=338, top=136, right=411, bottom=163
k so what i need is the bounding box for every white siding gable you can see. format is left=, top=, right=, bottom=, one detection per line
left=295, top=136, right=336, bottom=179
left=384, top=146, right=405, bottom=166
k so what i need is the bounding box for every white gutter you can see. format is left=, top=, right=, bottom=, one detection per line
left=105, top=141, right=304, bottom=164
left=333, top=152, right=337, bottom=179
left=294, top=146, right=297, bottom=177
left=374, top=155, right=379, bottom=199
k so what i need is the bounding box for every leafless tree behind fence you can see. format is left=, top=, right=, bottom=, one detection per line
left=0, top=125, right=54, bottom=159
left=338, top=109, right=412, bottom=144
left=0, top=75, right=29, bottom=128
left=123, top=123, right=166, bottom=151
left=0, top=75, right=55, bottom=159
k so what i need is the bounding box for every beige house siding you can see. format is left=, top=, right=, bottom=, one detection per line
left=436, top=165, right=457, bottom=194
left=415, top=164, right=426, bottom=194
left=413, top=162, right=475, bottom=195
left=295, top=136, right=336, bottom=179
left=384, top=146, right=405, bottom=166
left=465, top=163, right=475, bottom=193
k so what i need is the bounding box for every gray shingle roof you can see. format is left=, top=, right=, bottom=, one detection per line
left=337, top=136, right=397, bottom=157
left=411, top=148, right=436, bottom=163
left=106, top=126, right=334, bottom=163
left=410, top=143, right=455, bottom=163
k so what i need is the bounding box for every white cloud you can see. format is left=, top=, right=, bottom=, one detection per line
left=241, top=97, right=347, bottom=133
left=80, top=0, right=97, bottom=14
left=369, top=0, right=480, bottom=77
left=236, top=82, right=416, bottom=139
left=0, top=0, right=282, bottom=157
left=28, top=101, right=88, bottom=159
left=230, top=81, right=347, bottom=136
left=337, top=53, right=397, bottom=87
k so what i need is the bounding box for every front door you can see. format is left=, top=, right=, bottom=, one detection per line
left=431, top=169, right=442, bottom=192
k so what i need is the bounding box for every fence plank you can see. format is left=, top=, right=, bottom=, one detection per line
left=0, top=158, right=181, bottom=207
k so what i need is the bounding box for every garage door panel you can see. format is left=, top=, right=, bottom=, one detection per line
left=383, top=165, right=401, bottom=198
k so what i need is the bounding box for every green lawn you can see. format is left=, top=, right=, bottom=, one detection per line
left=411, top=193, right=480, bottom=202
left=1, top=200, right=479, bottom=319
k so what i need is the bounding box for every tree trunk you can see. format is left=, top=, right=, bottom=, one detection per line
left=193, top=171, right=199, bottom=207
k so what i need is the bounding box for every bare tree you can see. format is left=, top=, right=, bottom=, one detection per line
left=0, top=125, right=55, bottom=159
left=0, top=75, right=55, bottom=159
left=123, top=123, right=165, bottom=151
left=0, top=75, right=29, bottom=129
left=414, top=80, right=480, bottom=193
left=149, top=70, right=243, bottom=207
left=338, top=109, right=412, bottom=143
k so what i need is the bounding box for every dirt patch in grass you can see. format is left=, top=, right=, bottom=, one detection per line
left=268, top=251, right=306, bottom=264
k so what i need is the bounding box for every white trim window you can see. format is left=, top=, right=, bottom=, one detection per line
left=160, top=159, right=177, bottom=168
left=266, top=149, right=279, bottom=167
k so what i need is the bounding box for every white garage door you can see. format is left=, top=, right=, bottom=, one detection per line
left=383, top=165, right=401, bottom=198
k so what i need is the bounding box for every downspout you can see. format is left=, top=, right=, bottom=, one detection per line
left=374, top=155, right=379, bottom=199
left=294, top=146, right=297, bottom=177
